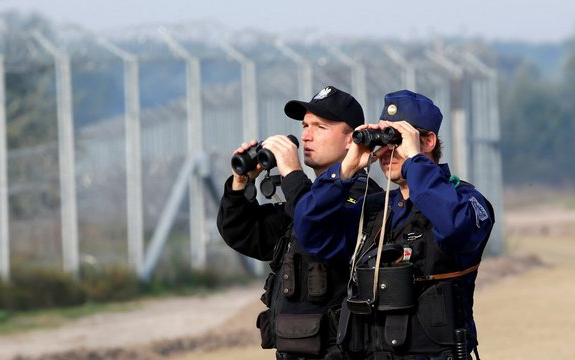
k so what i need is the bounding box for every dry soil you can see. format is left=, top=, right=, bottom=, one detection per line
left=1, top=201, right=574, bottom=360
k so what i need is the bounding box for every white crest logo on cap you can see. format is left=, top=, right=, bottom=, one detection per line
left=387, top=104, right=397, bottom=116
left=314, top=87, right=332, bottom=100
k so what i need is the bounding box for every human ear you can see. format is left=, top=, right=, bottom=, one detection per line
left=420, top=132, right=437, bottom=153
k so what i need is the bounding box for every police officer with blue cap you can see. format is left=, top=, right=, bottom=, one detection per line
left=293, top=90, right=495, bottom=360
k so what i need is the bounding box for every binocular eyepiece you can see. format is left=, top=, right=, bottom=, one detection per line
left=352, top=127, right=401, bottom=149
left=231, top=134, right=299, bottom=175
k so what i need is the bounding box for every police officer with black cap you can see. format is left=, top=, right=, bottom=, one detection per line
left=293, top=90, right=495, bottom=360
left=217, top=86, right=381, bottom=360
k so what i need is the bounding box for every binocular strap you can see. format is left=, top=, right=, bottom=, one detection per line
left=348, top=146, right=398, bottom=306
left=369, top=146, right=397, bottom=302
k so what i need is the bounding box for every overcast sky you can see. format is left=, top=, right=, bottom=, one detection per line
left=1, top=0, right=574, bottom=43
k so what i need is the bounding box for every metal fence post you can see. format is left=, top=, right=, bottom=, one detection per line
left=273, top=39, right=314, bottom=179
left=32, top=32, right=80, bottom=278
left=95, top=37, right=144, bottom=275
left=425, top=50, right=465, bottom=175
left=218, top=42, right=263, bottom=275
left=219, top=43, right=259, bottom=140
left=160, top=32, right=207, bottom=272
left=274, top=39, right=313, bottom=103
left=0, top=55, right=9, bottom=281
left=382, top=46, right=417, bottom=91
left=326, top=44, right=368, bottom=111
left=464, top=53, right=504, bottom=256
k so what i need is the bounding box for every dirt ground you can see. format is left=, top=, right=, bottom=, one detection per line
left=0, top=196, right=574, bottom=360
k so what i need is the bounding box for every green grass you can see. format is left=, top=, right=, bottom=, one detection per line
left=0, top=235, right=256, bottom=335
left=0, top=271, right=255, bottom=335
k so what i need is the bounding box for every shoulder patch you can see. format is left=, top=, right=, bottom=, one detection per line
left=470, top=196, right=489, bottom=228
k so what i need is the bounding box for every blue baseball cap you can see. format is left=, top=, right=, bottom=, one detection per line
left=379, top=90, right=443, bottom=134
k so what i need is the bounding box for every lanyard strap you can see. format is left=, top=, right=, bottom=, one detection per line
left=370, top=146, right=396, bottom=300
left=347, top=146, right=397, bottom=302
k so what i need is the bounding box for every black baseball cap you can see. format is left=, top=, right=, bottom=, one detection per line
left=284, top=85, right=364, bottom=129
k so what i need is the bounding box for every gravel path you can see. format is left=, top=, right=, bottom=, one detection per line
left=0, top=285, right=263, bottom=359
left=0, top=204, right=573, bottom=360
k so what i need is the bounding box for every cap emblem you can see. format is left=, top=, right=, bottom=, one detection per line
left=314, top=86, right=332, bottom=100
left=387, top=104, right=397, bottom=116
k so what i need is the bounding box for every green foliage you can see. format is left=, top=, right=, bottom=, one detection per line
left=0, top=267, right=86, bottom=311
left=79, top=265, right=140, bottom=303
left=498, top=40, right=575, bottom=186
left=140, top=241, right=252, bottom=295
left=0, top=256, right=251, bottom=313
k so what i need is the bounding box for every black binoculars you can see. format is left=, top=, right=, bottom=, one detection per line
left=231, top=134, right=299, bottom=175
left=352, top=127, right=402, bottom=149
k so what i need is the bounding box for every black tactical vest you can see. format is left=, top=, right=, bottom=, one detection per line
left=257, top=174, right=381, bottom=358
left=342, top=191, right=492, bottom=357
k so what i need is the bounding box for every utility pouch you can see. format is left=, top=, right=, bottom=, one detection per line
left=377, top=262, right=415, bottom=311
left=346, top=266, right=375, bottom=315
left=416, top=281, right=457, bottom=345
left=307, top=261, right=328, bottom=303
left=275, top=313, right=324, bottom=356
left=346, top=297, right=373, bottom=315
left=346, top=255, right=379, bottom=315
left=282, top=252, right=296, bottom=298
left=256, top=309, right=275, bottom=349
left=260, top=272, right=276, bottom=307
left=347, top=262, right=414, bottom=314
left=346, top=313, right=366, bottom=353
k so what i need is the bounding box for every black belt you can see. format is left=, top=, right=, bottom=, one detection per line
left=366, top=350, right=455, bottom=360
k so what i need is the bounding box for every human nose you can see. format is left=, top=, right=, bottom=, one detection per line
left=301, top=127, right=312, bottom=142
left=377, top=145, right=391, bottom=158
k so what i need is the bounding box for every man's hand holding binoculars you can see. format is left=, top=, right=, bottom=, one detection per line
left=231, top=139, right=262, bottom=191
left=230, top=134, right=300, bottom=194
left=261, top=135, right=302, bottom=177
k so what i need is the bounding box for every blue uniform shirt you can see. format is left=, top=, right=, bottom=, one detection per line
left=294, top=154, right=494, bottom=268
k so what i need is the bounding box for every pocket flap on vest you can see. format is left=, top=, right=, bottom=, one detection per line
left=276, top=313, right=322, bottom=339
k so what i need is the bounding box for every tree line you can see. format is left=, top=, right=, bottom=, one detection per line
left=498, top=35, right=575, bottom=187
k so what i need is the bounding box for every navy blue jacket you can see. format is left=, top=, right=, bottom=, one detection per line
left=294, top=154, right=493, bottom=269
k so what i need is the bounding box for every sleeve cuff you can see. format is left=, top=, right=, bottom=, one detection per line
left=224, top=176, right=248, bottom=200
left=281, top=170, right=308, bottom=191
left=401, top=153, right=430, bottom=179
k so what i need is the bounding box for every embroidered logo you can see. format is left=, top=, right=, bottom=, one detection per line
left=470, top=196, right=489, bottom=228
left=346, top=196, right=358, bottom=204
left=314, top=86, right=332, bottom=100
left=404, top=232, right=423, bottom=242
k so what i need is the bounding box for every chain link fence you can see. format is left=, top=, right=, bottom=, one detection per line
left=0, top=24, right=504, bottom=281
